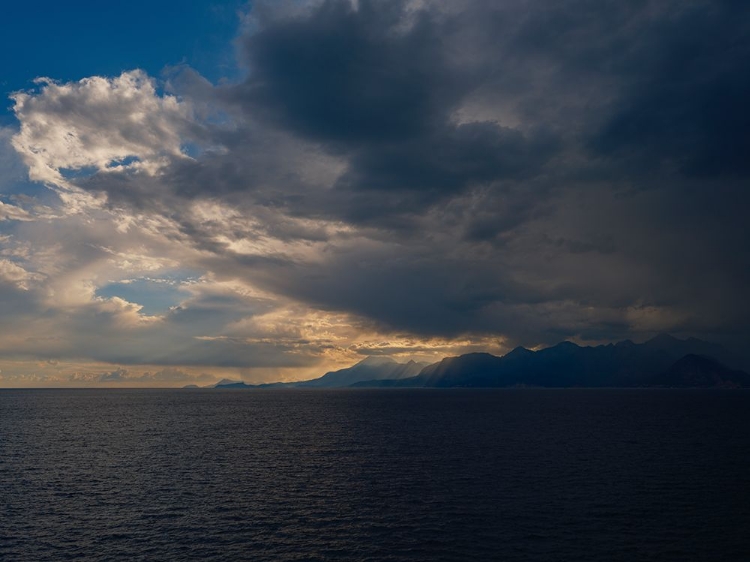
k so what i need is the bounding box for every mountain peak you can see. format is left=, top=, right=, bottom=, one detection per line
left=355, top=356, right=397, bottom=367
left=657, top=354, right=750, bottom=388
left=505, top=346, right=533, bottom=359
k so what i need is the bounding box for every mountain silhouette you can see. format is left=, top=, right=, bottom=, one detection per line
left=356, top=335, right=749, bottom=388
left=192, top=335, right=748, bottom=389
left=214, top=381, right=253, bottom=388
left=294, top=357, right=427, bottom=388
left=652, top=354, right=750, bottom=388
left=212, top=379, right=253, bottom=388
left=183, top=359, right=426, bottom=389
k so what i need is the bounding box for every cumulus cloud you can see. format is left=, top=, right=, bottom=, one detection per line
left=0, top=259, right=37, bottom=289
left=0, top=201, right=33, bottom=221
left=11, top=70, right=196, bottom=188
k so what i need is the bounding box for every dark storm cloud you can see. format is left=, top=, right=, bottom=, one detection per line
left=238, top=0, right=466, bottom=144
left=15, top=0, right=750, bottom=355
left=336, top=122, right=559, bottom=194
left=230, top=0, right=563, bottom=215
left=194, top=0, right=750, bottom=345
left=591, top=1, right=750, bottom=178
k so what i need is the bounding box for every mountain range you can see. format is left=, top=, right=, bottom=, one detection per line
left=195, top=335, right=749, bottom=389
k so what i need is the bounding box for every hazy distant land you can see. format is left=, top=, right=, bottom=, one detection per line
left=191, top=334, right=750, bottom=390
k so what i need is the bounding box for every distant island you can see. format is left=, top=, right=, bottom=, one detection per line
left=189, top=335, right=750, bottom=390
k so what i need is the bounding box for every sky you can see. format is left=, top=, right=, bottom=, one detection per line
left=0, top=0, right=748, bottom=387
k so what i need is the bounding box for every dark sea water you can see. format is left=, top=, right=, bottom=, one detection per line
left=1, top=389, right=749, bottom=561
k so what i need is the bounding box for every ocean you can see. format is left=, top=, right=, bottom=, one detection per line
left=1, top=389, right=749, bottom=561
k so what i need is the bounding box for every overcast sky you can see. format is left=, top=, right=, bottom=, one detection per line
left=1, top=0, right=748, bottom=387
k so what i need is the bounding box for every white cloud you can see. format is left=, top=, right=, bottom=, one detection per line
left=0, top=201, right=33, bottom=221
left=0, top=259, right=39, bottom=290
left=11, top=70, right=195, bottom=189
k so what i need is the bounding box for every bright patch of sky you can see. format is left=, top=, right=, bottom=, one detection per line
left=96, top=274, right=198, bottom=316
